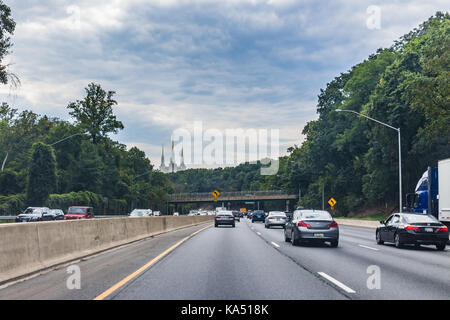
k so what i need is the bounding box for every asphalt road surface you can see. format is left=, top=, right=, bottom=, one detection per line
left=0, top=218, right=448, bottom=300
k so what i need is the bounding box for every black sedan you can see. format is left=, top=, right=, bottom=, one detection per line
left=376, top=213, right=448, bottom=250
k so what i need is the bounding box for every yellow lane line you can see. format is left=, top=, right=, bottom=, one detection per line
left=93, top=224, right=212, bottom=300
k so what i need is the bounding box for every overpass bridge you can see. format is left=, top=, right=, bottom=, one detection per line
left=166, top=190, right=299, bottom=212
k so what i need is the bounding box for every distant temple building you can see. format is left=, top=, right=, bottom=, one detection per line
left=159, top=140, right=186, bottom=173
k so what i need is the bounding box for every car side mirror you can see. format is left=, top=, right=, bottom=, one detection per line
left=379, top=220, right=385, bottom=225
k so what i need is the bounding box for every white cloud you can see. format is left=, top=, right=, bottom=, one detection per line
left=2, top=0, right=448, bottom=168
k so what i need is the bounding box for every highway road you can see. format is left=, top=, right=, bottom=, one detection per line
left=0, top=218, right=449, bottom=300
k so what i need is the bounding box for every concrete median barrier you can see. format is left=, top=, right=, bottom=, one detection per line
left=0, top=215, right=213, bottom=285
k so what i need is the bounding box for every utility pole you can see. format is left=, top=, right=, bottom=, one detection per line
left=322, top=182, right=325, bottom=210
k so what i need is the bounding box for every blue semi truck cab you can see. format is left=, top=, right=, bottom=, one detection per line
left=406, top=158, right=450, bottom=228
left=406, top=167, right=439, bottom=215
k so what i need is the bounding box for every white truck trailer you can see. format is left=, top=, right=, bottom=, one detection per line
left=438, top=158, right=450, bottom=226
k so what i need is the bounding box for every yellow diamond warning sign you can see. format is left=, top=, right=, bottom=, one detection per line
left=212, top=190, right=220, bottom=198
left=212, top=190, right=220, bottom=202
left=328, top=197, right=337, bottom=207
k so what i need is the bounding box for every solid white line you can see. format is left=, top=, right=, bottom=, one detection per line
left=317, top=272, right=356, bottom=294
left=257, top=232, right=261, bottom=235
left=358, top=244, right=379, bottom=251
left=271, top=241, right=280, bottom=248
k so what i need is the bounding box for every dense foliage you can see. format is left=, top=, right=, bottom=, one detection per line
left=0, top=11, right=448, bottom=217
left=26, top=142, right=56, bottom=206
left=0, top=83, right=173, bottom=214
left=170, top=13, right=450, bottom=216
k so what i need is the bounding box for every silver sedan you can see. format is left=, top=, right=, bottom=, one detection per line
left=284, top=209, right=339, bottom=247
left=265, top=211, right=287, bottom=229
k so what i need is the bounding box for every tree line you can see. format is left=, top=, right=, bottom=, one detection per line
left=0, top=84, right=173, bottom=214
left=170, top=13, right=450, bottom=216
left=0, top=5, right=448, bottom=217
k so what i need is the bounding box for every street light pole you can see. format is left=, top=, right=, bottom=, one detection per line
left=50, top=132, right=85, bottom=146
left=336, top=109, right=402, bottom=212
left=322, top=181, right=325, bottom=210
left=1, top=132, right=85, bottom=171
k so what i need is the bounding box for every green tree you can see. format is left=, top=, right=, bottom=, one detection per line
left=0, top=1, right=16, bottom=85
left=26, top=142, right=56, bottom=206
left=72, top=141, right=102, bottom=193
left=0, top=169, right=19, bottom=194
left=67, top=83, right=124, bottom=144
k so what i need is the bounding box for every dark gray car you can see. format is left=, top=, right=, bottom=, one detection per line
left=284, top=209, right=339, bottom=247
left=215, top=211, right=235, bottom=227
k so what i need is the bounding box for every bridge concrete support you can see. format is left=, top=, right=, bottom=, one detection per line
left=286, top=200, right=290, bottom=212
left=227, top=202, right=231, bottom=210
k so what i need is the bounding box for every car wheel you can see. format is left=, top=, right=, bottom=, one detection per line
left=376, top=231, right=384, bottom=245
left=232, top=224, right=235, bottom=228
left=291, top=231, right=299, bottom=246
left=330, top=239, right=338, bottom=248
left=436, top=243, right=446, bottom=251
left=284, top=230, right=290, bottom=242
left=215, top=224, right=218, bottom=227
left=252, top=220, right=254, bottom=223
left=394, top=233, right=403, bottom=248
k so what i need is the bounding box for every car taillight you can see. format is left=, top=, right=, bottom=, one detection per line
left=437, top=226, right=448, bottom=232
left=268, top=217, right=274, bottom=219
left=328, top=221, right=338, bottom=228
left=297, top=221, right=311, bottom=228
left=405, top=225, right=420, bottom=231
left=215, top=216, right=221, bottom=219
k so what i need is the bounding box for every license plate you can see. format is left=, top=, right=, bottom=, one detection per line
left=425, top=228, right=433, bottom=232
left=314, top=233, right=324, bottom=238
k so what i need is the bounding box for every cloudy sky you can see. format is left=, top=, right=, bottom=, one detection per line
left=1, top=0, right=448, bottom=167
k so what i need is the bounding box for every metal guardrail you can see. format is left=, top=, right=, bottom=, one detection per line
left=167, top=190, right=288, bottom=201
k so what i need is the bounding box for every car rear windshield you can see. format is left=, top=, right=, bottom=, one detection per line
left=269, top=212, right=286, bottom=217
left=403, top=214, right=439, bottom=223
left=68, top=208, right=87, bottom=214
left=217, top=211, right=232, bottom=216
left=301, top=211, right=332, bottom=220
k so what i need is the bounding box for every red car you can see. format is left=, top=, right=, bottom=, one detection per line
left=64, top=206, right=95, bottom=220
